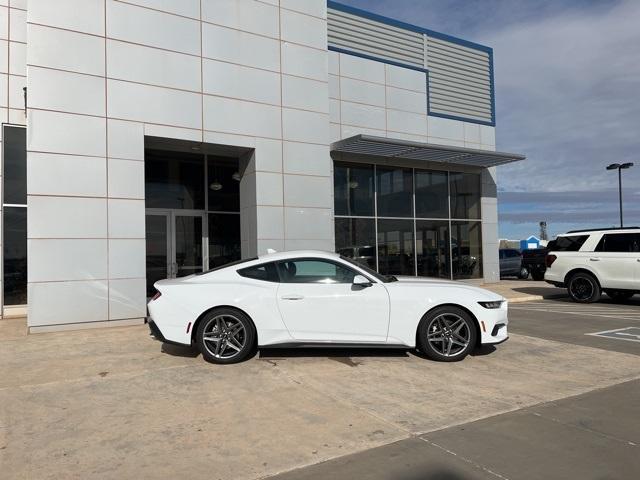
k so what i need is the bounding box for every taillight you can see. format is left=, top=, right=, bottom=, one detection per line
left=151, top=291, right=161, bottom=301
left=545, top=254, right=557, bottom=268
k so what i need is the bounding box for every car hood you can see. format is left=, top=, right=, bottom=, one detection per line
left=388, top=276, right=505, bottom=301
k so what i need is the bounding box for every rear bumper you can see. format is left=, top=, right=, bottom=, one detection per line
left=147, top=318, right=166, bottom=342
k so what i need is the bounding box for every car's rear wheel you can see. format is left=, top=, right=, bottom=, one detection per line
left=567, top=272, right=601, bottom=303
left=196, top=308, right=256, bottom=364
left=417, top=307, right=477, bottom=362
left=531, top=268, right=545, bottom=281
left=605, top=290, right=635, bottom=302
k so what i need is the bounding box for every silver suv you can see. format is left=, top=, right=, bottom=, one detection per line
left=544, top=228, right=640, bottom=303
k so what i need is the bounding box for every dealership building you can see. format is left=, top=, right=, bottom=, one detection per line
left=0, top=0, right=524, bottom=330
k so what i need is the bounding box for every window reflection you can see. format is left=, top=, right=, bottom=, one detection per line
left=450, top=172, right=481, bottom=219
left=334, top=162, right=374, bottom=216
left=377, top=219, right=414, bottom=275
left=145, top=150, right=205, bottom=209
left=209, top=213, right=241, bottom=269
left=3, top=207, right=27, bottom=305
left=415, top=170, right=448, bottom=218
left=376, top=166, right=413, bottom=217
left=335, top=218, right=376, bottom=270
left=207, top=156, right=240, bottom=212
left=416, top=220, right=450, bottom=278
left=452, top=221, right=483, bottom=279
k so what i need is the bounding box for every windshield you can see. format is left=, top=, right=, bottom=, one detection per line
left=340, top=256, right=397, bottom=283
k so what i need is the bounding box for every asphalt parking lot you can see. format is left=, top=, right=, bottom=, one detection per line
left=1, top=293, right=639, bottom=479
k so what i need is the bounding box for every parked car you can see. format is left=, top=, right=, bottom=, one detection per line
left=147, top=250, right=508, bottom=364
left=544, top=228, right=640, bottom=303
left=499, top=248, right=529, bottom=279
left=521, top=242, right=555, bottom=281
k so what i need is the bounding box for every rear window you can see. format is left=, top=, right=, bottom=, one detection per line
left=237, top=262, right=279, bottom=282
left=595, top=233, right=640, bottom=252
left=551, top=235, right=588, bottom=252
left=195, top=257, right=257, bottom=276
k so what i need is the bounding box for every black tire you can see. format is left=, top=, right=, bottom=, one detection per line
left=417, top=306, right=477, bottom=362
left=531, top=268, right=545, bottom=281
left=518, top=267, right=529, bottom=279
left=196, top=308, right=256, bottom=364
left=567, top=272, right=601, bottom=303
left=606, top=290, right=635, bottom=302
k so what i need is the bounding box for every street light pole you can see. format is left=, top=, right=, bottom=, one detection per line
left=606, top=162, right=634, bottom=228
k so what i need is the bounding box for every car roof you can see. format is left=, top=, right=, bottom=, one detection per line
left=257, top=249, right=341, bottom=262
left=559, top=228, right=640, bottom=236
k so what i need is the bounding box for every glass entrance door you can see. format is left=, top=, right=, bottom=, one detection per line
left=145, top=210, right=206, bottom=296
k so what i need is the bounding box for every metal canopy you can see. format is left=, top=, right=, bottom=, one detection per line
left=331, top=135, right=525, bottom=167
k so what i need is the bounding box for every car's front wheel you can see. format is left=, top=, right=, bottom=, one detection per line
left=567, top=272, right=601, bottom=303
left=518, top=267, right=529, bottom=279
left=417, top=306, right=477, bottom=362
left=196, top=308, right=256, bottom=364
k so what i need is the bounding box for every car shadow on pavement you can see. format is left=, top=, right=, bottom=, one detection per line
left=161, top=342, right=200, bottom=358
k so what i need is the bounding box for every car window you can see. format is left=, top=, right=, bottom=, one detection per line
left=499, top=250, right=505, bottom=259
left=237, top=262, right=279, bottom=282
left=595, top=233, right=640, bottom=253
left=553, top=235, right=589, bottom=251
left=507, top=250, right=520, bottom=258
left=276, top=259, right=357, bottom=284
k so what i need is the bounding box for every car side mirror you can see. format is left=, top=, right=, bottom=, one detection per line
left=352, top=274, right=372, bottom=287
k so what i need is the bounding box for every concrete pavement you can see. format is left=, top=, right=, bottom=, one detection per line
left=1, top=312, right=640, bottom=479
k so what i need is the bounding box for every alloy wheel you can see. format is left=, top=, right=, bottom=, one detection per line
left=570, top=277, right=593, bottom=301
left=201, top=314, right=247, bottom=359
left=426, top=313, right=471, bottom=357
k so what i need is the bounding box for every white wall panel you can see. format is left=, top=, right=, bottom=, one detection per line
left=283, top=175, right=332, bottom=208
left=385, top=64, right=426, bottom=92
left=283, top=142, right=330, bottom=176
left=28, top=196, right=107, bottom=238
left=108, top=158, right=144, bottom=199
left=28, top=66, right=105, bottom=116
left=28, top=0, right=105, bottom=36
left=339, top=77, right=385, bottom=107
left=282, top=108, right=328, bottom=144
left=202, top=22, right=280, bottom=71
left=281, top=42, right=327, bottom=81
left=280, top=8, right=326, bottom=50
left=107, top=199, right=145, bottom=238
left=108, top=239, right=146, bottom=278
left=385, top=87, right=427, bottom=115
left=107, top=40, right=201, bottom=92
left=8, top=6, right=25, bottom=42
left=386, top=109, right=427, bottom=136
left=202, top=0, right=279, bottom=38
left=107, top=119, right=144, bottom=161
left=28, top=239, right=108, bottom=282
left=28, top=110, right=106, bottom=157
left=28, top=280, right=109, bottom=326
left=8, top=40, right=25, bottom=75
left=106, top=0, right=200, bottom=55
left=123, top=0, right=200, bottom=19
left=27, top=25, right=105, bottom=76
left=203, top=59, right=280, bottom=105
left=339, top=53, right=385, bottom=84
left=282, top=75, right=328, bottom=113
left=280, top=0, right=326, bottom=19
left=109, top=278, right=146, bottom=319
left=203, top=95, right=281, bottom=138
left=107, top=79, right=202, bottom=129
left=340, top=101, right=386, bottom=130
left=284, top=207, right=332, bottom=239
left=28, top=153, right=106, bottom=197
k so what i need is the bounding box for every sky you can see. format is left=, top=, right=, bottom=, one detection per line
left=336, top=0, right=640, bottom=240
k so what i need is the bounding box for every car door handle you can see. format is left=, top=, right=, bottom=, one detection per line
left=281, top=294, right=304, bottom=300
left=589, top=258, right=600, bottom=261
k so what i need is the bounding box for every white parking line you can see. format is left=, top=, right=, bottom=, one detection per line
left=586, top=327, right=640, bottom=343
left=509, top=302, right=640, bottom=321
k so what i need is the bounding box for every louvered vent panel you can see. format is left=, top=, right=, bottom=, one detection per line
left=327, top=8, right=424, bottom=68
left=426, top=36, right=493, bottom=123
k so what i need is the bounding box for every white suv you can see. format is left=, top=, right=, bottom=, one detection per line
left=544, top=228, right=640, bottom=303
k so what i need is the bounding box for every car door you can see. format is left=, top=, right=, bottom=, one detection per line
left=591, top=233, right=637, bottom=289
left=275, top=258, right=390, bottom=342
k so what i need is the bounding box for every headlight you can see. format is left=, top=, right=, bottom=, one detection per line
left=478, top=300, right=504, bottom=309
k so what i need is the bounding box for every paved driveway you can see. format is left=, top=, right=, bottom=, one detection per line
left=1, top=309, right=640, bottom=480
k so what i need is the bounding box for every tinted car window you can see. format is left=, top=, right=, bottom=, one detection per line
left=507, top=249, right=520, bottom=258
left=277, top=259, right=357, bottom=284
left=553, top=235, right=588, bottom=251
left=237, top=262, right=279, bottom=282
left=595, top=233, right=640, bottom=253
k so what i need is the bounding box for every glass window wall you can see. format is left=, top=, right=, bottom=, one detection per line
left=334, top=162, right=484, bottom=280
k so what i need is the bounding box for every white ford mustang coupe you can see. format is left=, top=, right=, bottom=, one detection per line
left=147, top=250, right=508, bottom=364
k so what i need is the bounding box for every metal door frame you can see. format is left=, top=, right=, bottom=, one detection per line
left=146, top=209, right=208, bottom=279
